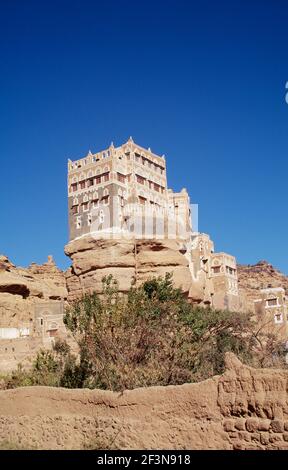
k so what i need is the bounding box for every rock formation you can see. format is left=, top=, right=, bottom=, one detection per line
left=238, top=261, right=288, bottom=311
left=0, top=255, right=67, bottom=328
left=65, top=237, right=193, bottom=301
left=1, top=353, right=288, bottom=450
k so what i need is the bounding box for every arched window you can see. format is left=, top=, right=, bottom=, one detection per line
left=79, top=173, right=86, bottom=190
left=82, top=194, right=89, bottom=212
left=92, top=191, right=99, bottom=208
left=101, top=188, right=109, bottom=205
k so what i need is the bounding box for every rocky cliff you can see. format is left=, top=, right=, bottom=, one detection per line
left=2, top=251, right=287, bottom=325
left=0, top=255, right=67, bottom=327
left=1, top=353, right=288, bottom=450
left=238, top=261, right=288, bottom=310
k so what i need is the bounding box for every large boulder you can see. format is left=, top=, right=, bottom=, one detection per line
left=0, top=272, right=31, bottom=298
left=64, top=237, right=193, bottom=300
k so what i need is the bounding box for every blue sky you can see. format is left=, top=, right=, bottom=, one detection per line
left=0, top=0, right=287, bottom=274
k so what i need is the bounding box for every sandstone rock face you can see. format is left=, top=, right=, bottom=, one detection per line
left=0, top=255, right=15, bottom=272
left=0, top=255, right=67, bottom=327
left=65, top=237, right=193, bottom=301
left=0, top=272, right=31, bottom=298
left=238, top=261, right=288, bottom=310
left=1, top=353, right=288, bottom=450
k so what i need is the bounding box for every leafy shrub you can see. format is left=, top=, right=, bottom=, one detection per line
left=2, top=339, right=78, bottom=389
left=62, top=273, right=259, bottom=390
left=3, top=273, right=287, bottom=391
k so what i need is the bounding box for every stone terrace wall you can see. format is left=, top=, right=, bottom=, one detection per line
left=218, top=354, right=288, bottom=450
left=0, top=353, right=288, bottom=450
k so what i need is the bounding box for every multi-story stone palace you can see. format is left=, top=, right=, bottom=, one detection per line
left=67, top=138, right=240, bottom=311
left=67, top=137, right=191, bottom=242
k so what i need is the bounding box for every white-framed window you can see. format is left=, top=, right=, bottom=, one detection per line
left=87, top=213, right=92, bottom=226
left=82, top=202, right=89, bottom=212
left=117, top=172, right=125, bottom=183
left=274, top=313, right=283, bottom=324
left=267, top=298, right=278, bottom=307
left=72, top=205, right=79, bottom=215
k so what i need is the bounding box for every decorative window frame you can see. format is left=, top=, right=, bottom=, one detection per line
left=266, top=298, right=279, bottom=308
left=82, top=202, right=89, bottom=212
left=274, top=313, right=283, bottom=324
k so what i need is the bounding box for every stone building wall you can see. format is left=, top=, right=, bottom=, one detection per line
left=188, top=233, right=241, bottom=311
left=254, top=287, right=288, bottom=341
left=0, top=300, right=76, bottom=372
left=0, top=337, right=43, bottom=372
left=66, top=140, right=241, bottom=310
left=67, top=138, right=172, bottom=242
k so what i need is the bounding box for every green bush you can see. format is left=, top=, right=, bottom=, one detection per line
left=3, top=273, right=286, bottom=391
left=62, top=273, right=257, bottom=390
left=2, top=339, right=78, bottom=389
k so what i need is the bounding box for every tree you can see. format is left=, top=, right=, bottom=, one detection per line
left=63, top=274, right=257, bottom=391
